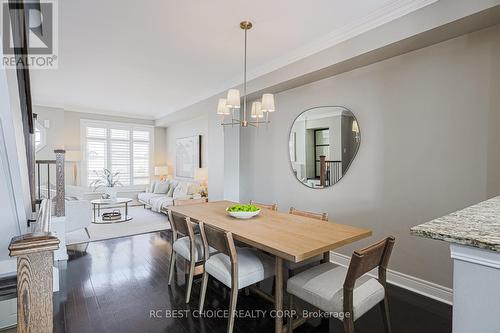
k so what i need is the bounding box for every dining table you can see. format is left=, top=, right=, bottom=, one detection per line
left=168, top=200, right=372, bottom=333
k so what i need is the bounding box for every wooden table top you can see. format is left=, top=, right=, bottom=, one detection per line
left=168, top=201, right=372, bottom=263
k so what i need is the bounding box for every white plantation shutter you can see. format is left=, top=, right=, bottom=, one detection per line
left=133, top=130, right=149, bottom=141
left=133, top=130, right=150, bottom=185
left=110, top=141, right=130, bottom=186
left=83, top=121, right=152, bottom=187
left=87, top=126, right=106, bottom=138
left=87, top=139, right=107, bottom=186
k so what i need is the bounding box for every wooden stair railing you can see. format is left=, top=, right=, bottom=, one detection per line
left=8, top=199, right=59, bottom=333
left=319, top=156, right=342, bottom=187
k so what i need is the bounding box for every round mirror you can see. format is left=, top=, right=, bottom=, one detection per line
left=289, top=106, right=360, bottom=189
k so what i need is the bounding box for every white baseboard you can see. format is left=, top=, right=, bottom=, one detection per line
left=329, top=251, right=453, bottom=305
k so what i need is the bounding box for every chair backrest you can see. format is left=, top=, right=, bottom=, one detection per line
left=199, top=222, right=239, bottom=289
left=199, top=222, right=237, bottom=261
left=168, top=210, right=195, bottom=241
left=344, top=236, right=395, bottom=290
left=289, top=207, right=328, bottom=221
left=174, top=197, right=208, bottom=206
left=250, top=200, right=278, bottom=211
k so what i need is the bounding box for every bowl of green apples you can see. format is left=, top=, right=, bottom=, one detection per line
left=226, top=204, right=261, bottom=219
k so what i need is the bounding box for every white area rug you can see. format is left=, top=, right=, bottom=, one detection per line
left=66, top=207, right=170, bottom=245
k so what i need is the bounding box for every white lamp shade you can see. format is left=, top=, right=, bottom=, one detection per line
left=154, top=166, right=169, bottom=176
left=250, top=101, right=264, bottom=118
left=226, top=89, right=241, bottom=109
left=217, top=98, right=231, bottom=115
left=261, top=93, right=275, bottom=112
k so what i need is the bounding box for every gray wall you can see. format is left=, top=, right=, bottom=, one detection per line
left=240, top=25, right=500, bottom=288
left=165, top=115, right=208, bottom=178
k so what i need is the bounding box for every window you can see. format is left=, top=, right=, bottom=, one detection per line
left=34, top=120, right=47, bottom=152
left=82, top=120, right=153, bottom=187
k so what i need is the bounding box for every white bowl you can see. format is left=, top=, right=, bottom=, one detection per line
left=226, top=208, right=261, bottom=219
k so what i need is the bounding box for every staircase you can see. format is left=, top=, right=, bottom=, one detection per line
left=0, top=1, right=63, bottom=331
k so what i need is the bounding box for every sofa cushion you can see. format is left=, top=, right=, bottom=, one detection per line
left=148, top=181, right=157, bottom=193
left=150, top=196, right=174, bottom=212
left=138, top=192, right=165, bottom=204
left=287, top=263, right=385, bottom=321
left=154, top=180, right=170, bottom=194
left=167, top=181, right=178, bottom=197
left=173, top=181, right=190, bottom=199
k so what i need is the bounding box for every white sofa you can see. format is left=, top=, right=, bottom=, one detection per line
left=65, top=199, right=92, bottom=235
left=138, top=179, right=202, bottom=212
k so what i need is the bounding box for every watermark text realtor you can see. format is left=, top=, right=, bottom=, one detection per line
left=1, top=0, right=58, bottom=69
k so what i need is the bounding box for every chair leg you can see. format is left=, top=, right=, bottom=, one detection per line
left=185, top=259, right=196, bottom=303
left=287, top=293, right=293, bottom=333
left=168, top=251, right=176, bottom=286
left=227, top=287, right=238, bottom=333
left=84, top=227, right=91, bottom=239
left=380, top=298, right=392, bottom=333
left=343, top=317, right=354, bottom=333
left=199, top=271, right=209, bottom=312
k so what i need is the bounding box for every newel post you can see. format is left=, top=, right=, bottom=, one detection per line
left=9, top=233, right=59, bottom=333
left=319, top=155, right=326, bottom=187
left=54, top=149, right=65, bottom=217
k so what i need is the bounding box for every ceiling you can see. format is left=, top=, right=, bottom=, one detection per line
left=31, top=0, right=436, bottom=119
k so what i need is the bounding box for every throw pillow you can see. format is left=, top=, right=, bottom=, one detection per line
left=167, top=180, right=178, bottom=197
left=172, top=181, right=190, bottom=199
left=154, top=180, right=170, bottom=194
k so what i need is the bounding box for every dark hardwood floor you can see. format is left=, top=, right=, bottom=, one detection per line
left=54, top=232, right=452, bottom=333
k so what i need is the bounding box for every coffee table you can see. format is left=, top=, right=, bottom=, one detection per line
left=91, top=198, right=133, bottom=224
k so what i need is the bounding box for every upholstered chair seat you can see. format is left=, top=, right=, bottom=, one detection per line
left=205, top=247, right=275, bottom=289
left=173, top=235, right=215, bottom=262
left=287, top=263, right=385, bottom=320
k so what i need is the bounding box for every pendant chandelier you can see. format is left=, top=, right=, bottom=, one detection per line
left=217, top=21, right=276, bottom=127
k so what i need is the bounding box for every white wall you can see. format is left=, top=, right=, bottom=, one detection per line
left=240, top=25, right=500, bottom=288
left=0, top=61, right=29, bottom=261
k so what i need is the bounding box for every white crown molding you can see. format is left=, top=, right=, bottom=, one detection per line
left=247, top=0, right=440, bottom=84
left=34, top=104, right=156, bottom=121
left=155, top=0, right=439, bottom=119
left=329, top=250, right=453, bottom=305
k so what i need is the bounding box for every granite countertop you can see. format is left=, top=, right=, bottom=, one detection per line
left=410, top=196, right=500, bottom=252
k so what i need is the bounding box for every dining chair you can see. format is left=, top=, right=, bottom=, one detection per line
left=167, top=210, right=214, bottom=303
left=287, top=207, right=329, bottom=274
left=289, top=206, right=328, bottom=221
left=198, top=222, right=275, bottom=333
left=286, top=236, right=395, bottom=333
left=250, top=200, right=278, bottom=211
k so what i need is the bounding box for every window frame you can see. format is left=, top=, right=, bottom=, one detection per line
left=80, top=119, right=154, bottom=190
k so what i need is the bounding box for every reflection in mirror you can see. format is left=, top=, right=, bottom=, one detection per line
left=289, top=106, right=360, bottom=189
